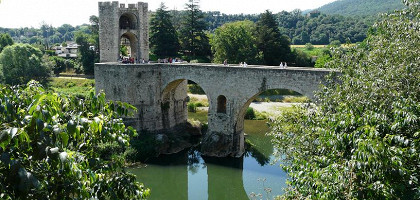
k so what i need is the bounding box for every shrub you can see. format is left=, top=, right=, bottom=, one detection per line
left=0, top=81, right=149, bottom=199
left=188, top=102, right=197, bottom=112
left=305, top=43, right=314, bottom=50
left=244, top=107, right=256, bottom=120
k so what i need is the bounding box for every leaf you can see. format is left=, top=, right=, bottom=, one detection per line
left=67, top=120, right=76, bottom=135
left=59, top=132, right=69, bottom=147
left=0, top=130, right=11, bottom=150
left=28, top=94, right=47, bottom=114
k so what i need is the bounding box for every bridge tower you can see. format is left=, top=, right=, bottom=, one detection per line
left=98, top=1, right=149, bottom=62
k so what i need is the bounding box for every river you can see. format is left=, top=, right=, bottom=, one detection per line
left=128, top=112, right=288, bottom=200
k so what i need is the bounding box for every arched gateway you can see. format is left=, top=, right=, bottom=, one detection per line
left=98, top=1, right=149, bottom=62
left=96, top=2, right=333, bottom=157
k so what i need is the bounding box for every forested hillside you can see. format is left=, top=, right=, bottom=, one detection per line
left=317, top=0, right=404, bottom=16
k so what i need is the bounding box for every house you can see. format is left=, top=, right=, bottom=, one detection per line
left=54, top=41, right=79, bottom=58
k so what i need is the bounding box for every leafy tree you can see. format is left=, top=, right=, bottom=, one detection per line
left=75, top=32, right=97, bottom=75
left=210, top=20, right=260, bottom=64
left=256, top=10, right=292, bottom=65
left=0, top=33, right=13, bottom=53
left=89, top=15, right=100, bottom=54
left=271, top=1, right=420, bottom=199
left=179, top=0, right=211, bottom=59
left=0, top=44, right=50, bottom=85
left=49, top=56, right=77, bottom=75
left=0, top=81, right=150, bottom=199
left=150, top=3, right=180, bottom=58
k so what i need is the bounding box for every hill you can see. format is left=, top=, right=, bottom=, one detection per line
left=317, top=0, right=405, bottom=16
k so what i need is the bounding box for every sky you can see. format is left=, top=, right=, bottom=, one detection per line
left=0, top=0, right=336, bottom=28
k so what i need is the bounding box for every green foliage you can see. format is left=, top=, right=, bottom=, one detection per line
left=49, top=56, right=77, bottom=75
left=0, top=81, right=149, bottom=199
left=244, top=107, right=256, bottom=120
left=0, top=33, right=13, bottom=53
left=150, top=3, right=180, bottom=58
left=318, top=0, right=405, bottom=16
left=304, top=43, right=314, bottom=50
left=0, top=44, right=50, bottom=85
left=260, top=89, right=301, bottom=96
left=290, top=48, right=313, bottom=66
left=279, top=10, right=371, bottom=45
left=48, top=77, right=95, bottom=97
left=271, top=1, right=420, bottom=198
left=179, top=0, right=211, bottom=58
left=188, top=84, right=205, bottom=94
left=120, top=45, right=128, bottom=57
left=314, top=52, right=332, bottom=68
left=187, top=102, right=197, bottom=113
left=75, top=32, right=98, bottom=75
left=211, top=20, right=260, bottom=64
left=329, top=40, right=341, bottom=47
left=256, top=11, right=293, bottom=65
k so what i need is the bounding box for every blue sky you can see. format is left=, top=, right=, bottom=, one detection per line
left=0, top=0, right=336, bottom=28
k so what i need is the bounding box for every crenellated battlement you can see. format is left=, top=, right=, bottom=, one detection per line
left=98, top=1, right=149, bottom=62
left=98, top=1, right=119, bottom=8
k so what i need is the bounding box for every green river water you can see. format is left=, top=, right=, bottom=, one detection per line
left=128, top=115, right=287, bottom=200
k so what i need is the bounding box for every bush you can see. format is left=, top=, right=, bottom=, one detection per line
left=244, top=107, right=256, bottom=120
left=0, top=81, right=149, bottom=199
left=188, top=102, right=197, bottom=112
left=305, top=43, right=314, bottom=50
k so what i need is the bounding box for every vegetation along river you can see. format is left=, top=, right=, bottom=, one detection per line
left=128, top=110, right=288, bottom=200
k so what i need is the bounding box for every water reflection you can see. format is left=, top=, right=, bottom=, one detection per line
left=128, top=120, right=287, bottom=200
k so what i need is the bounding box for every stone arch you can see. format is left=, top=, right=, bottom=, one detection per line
left=120, top=32, right=138, bottom=59
left=217, top=95, right=227, bottom=113
left=161, top=78, right=209, bottom=129
left=119, top=13, right=138, bottom=30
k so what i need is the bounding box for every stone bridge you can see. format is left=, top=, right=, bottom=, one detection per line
left=95, top=63, right=333, bottom=157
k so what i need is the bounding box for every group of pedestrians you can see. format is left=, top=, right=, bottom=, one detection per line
left=279, top=62, right=287, bottom=68
left=157, top=57, right=183, bottom=64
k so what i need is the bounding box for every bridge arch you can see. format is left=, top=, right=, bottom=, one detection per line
left=161, top=78, right=210, bottom=130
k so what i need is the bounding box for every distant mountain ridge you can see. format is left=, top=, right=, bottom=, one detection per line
left=316, top=0, right=405, bottom=16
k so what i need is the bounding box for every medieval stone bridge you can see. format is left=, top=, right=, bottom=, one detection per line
left=95, top=63, right=333, bottom=157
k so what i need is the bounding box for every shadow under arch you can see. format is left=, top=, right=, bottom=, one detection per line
left=161, top=78, right=210, bottom=130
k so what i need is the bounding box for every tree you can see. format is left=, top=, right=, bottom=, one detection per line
left=256, top=10, right=292, bottom=66
left=75, top=32, right=96, bottom=75
left=179, top=0, right=211, bottom=59
left=0, top=44, right=50, bottom=85
left=150, top=3, right=180, bottom=58
left=210, top=20, right=260, bottom=64
left=0, top=33, right=13, bottom=53
left=271, top=1, right=420, bottom=199
left=89, top=15, right=100, bottom=54
left=0, top=82, right=150, bottom=199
